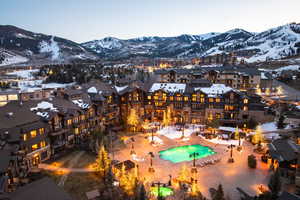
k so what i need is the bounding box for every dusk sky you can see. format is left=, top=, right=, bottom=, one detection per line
left=1, top=0, right=300, bottom=43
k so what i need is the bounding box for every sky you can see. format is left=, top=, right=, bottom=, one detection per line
left=1, top=0, right=300, bottom=43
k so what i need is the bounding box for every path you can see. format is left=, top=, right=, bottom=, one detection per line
left=54, top=151, right=85, bottom=186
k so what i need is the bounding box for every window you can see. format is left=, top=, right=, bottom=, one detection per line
left=147, top=96, right=151, bottom=100
left=39, top=128, right=45, bottom=135
left=192, top=94, right=197, bottom=102
left=23, top=134, right=27, bottom=141
left=80, top=115, right=85, bottom=121
left=40, top=141, right=46, bottom=148
left=67, top=119, right=72, bottom=126
left=74, top=128, right=79, bottom=135
left=184, top=96, right=189, bottom=101
left=8, top=95, right=18, bottom=101
left=169, top=96, right=174, bottom=101
left=200, top=98, right=205, bottom=103
left=121, top=97, right=125, bottom=102
left=0, top=95, right=7, bottom=101
left=243, top=99, right=248, bottom=104
left=30, top=130, right=37, bottom=138
left=108, top=96, right=112, bottom=103
left=216, top=98, right=220, bottom=103
left=243, top=106, right=248, bottom=111
left=216, top=113, right=221, bottom=119
left=209, top=98, right=214, bottom=103
left=31, top=144, right=38, bottom=151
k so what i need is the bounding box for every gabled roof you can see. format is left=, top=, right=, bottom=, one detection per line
left=268, top=138, right=300, bottom=162
left=9, top=177, right=73, bottom=200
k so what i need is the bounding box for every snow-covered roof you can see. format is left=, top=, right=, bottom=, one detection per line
left=115, top=85, right=128, bottom=93
left=30, top=101, right=58, bottom=112
left=195, top=84, right=232, bottom=97
left=87, top=86, right=97, bottom=93
left=72, top=99, right=90, bottom=109
left=149, top=83, right=186, bottom=93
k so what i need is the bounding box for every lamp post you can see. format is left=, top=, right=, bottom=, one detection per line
left=151, top=128, right=154, bottom=144
left=130, top=138, right=136, bottom=156
left=189, top=152, right=199, bottom=174
left=148, top=152, right=155, bottom=173
left=228, top=144, right=235, bottom=163
left=151, top=181, right=171, bottom=200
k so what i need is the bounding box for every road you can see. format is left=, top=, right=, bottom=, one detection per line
left=273, top=80, right=300, bottom=101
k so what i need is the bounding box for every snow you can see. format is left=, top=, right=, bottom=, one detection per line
left=219, top=126, right=242, bottom=133
left=261, top=72, right=268, bottom=80
left=259, top=122, right=291, bottom=132
left=42, top=82, right=74, bottom=89
left=115, top=85, right=128, bottom=93
left=0, top=52, right=28, bottom=67
left=149, top=83, right=186, bottom=93
left=148, top=136, right=163, bottom=145
left=31, top=101, right=58, bottom=112
left=157, top=126, right=196, bottom=139
left=199, top=135, right=244, bottom=146
left=274, top=65, right=300, bottom=72
left=195, top=84, right=232, bottom=97
left=15, top=33, right=34, bottom=40
left=87, top=86, right=97, bottom=93
left=72, top=99, right=90, bottom=109
left=39, top=36, right=60, bottom=60
left=7, top=69, right=39, bottom=79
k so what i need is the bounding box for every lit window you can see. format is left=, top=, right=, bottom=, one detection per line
left=0, top=95, right=7, bottom=101
left=216, top=98, right=220, bottom=103
left=39, top=128, right=45, bottom=135
left=31, top=144, right=38, bottom=151
left=243, top=106, right=248, bottom=111
left=169, top=96, right=174, bottom=101
left=40, top=141, right=46, bottom=148
left=147, top=96, right=152, bottom=100
left=23, top=134, right=27, bottom=141
left=80, top=115, right=85, bottom=121
left=8, top=95, right=18, bottom=101
left=243, top=99, right=248, bottom=104
left=30, top=130, right=37, bottom=138
left=67, top=119, right=72, bottom=126
left=209, top=98, right=214, bottom=103
left=184, top=96, right=189, bottom=101
left=74, top=128, right=79, bottom=135
left=200, top=98, right=205, bottom=103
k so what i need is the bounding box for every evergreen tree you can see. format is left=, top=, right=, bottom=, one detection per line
left=95, top=145, right=111, bottom=178
left=212, top=184, right=225, bottom=200
left=277, top=115, right=285, bottom=129
left=138, top=183, right=147, bottom=200
left=268, top=169, right=281, bottom=198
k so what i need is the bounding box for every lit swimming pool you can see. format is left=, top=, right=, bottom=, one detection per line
left=150, top=186, right=173, bottom=197
left=159, top=144, right=215, bottom=163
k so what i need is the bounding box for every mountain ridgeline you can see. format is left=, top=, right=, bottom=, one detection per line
left=0, top=23, right=300, bottom=66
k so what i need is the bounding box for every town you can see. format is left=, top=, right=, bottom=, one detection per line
left=1, top=1, right=300, bottom=199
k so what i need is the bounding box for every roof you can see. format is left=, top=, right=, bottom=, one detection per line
left=0, top=101, right=41, bottom=130
left=149, top=83, right=186, bottom=93
left=195, top=84, right=232, bottom=97
left=9, top=177, right=73, bottom=200
left=114, top=160, right=136, bottom=171
left=268, top=138, right=300, bottom=162
left=278, top=191, right=300, bottom=200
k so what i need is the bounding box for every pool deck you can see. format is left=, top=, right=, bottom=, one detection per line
left=113, top=133, right=269, bottom=199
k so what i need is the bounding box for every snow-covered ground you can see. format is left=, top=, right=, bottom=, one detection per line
left=260, top=122, right=290, bottom=132
left=199, top=135, right=243, bottom=146
left=39, top=36, right=60, bottom=60
left=147, top=136, right=163, bottom=145
left=157, top=125, right=198, bottom=139
left=0, top=54, right=28, bottom=67
left=7, top=69, right=39, bottom=79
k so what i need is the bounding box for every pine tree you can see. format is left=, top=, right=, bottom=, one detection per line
left=138, top=184, right=147, bottom=200
left=177, top=164, right=191, bottom=183
left=268, top=169, right=281, bottom=198
left=127, top=108, right=140, bottom=132
left=252, top=125, right=264, bottom=144
left=234, top=126, right=239, bottom=140
left=213, top=184, right=225, bottom=200
left=95, top=145, right=111, bottom=178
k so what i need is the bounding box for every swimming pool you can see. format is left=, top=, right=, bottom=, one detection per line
left=159, top=144, right=215, bottom=163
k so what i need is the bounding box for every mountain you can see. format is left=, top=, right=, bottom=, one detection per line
left=0, top=25, right=97, bottom=66
left=82, top=23, right=300, bottom=62
left=0, top=23, right=300, bottom=66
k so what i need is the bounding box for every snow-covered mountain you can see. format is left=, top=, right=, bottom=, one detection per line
left=0, top=23, right=299, bottom=66
left=82, top=23, right=300, bottom=62
left=0, top=25, right=97, bottom=66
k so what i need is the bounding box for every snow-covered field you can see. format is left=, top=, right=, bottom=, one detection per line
left=0, top=54, right=28, bottom=67
left=157, top=125, right=198, bottom=139
left=7, top=69, right=39, bottom=79
left=199, top=135, right=243, bottom=146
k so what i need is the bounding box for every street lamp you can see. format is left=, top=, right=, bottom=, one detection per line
left=228, top=144, right=235, bottom=163
left=189, top=152, right=199, bottom=174
left=148, top=152, right=155, bottom=173
left=130, top=138, right=136, bottom=156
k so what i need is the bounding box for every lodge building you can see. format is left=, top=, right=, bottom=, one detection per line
left=0, top=79, right=269, bottom=192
